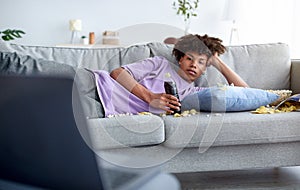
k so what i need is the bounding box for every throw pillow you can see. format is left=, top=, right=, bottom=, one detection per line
left=0, top=51, right=75, bottom=77
left=181, top=86, right=280, bottom=112
left=74, top=68, right=105, bottom=118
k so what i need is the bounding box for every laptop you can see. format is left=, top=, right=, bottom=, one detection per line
left=0, top=74, right=160, bottom=190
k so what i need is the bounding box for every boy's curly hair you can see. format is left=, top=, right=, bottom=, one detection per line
left=172, top=34, right=226, bottom=62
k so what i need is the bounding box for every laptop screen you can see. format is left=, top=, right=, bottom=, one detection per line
left=0, top=75, right=104, bottom=190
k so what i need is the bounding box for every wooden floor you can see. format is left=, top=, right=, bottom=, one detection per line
left=174, top=166, right=300, bottom=190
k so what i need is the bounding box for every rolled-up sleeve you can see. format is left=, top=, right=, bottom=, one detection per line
left=122, top=56, right=164, bottom=82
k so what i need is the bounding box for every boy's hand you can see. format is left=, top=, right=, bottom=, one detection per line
left=207, top=52, right=220, bottom=68
left=149, top=93, right=181, bottom=114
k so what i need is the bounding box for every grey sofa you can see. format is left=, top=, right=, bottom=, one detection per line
left=1, top=40, right=300, bottom=173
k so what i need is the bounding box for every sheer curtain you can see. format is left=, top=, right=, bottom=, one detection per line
left=273, top=0, right=300, bottom=59
left=291, top=0, right=300, bottom=59
left=226, top=0, right=299, bottom=59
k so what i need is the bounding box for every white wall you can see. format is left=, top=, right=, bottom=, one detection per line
left=0, top=0, right=298, bottom=58
left=1, top=0, right=225, bottom=46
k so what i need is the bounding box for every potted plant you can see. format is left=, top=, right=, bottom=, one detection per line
left=0, top=29, right=25, bottom=41
left=81, top=35, right=89, bottom=45
left=172, top=0, right=200, bottom=34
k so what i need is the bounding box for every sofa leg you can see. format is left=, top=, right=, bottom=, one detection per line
left=273, top=167, right=280, bottom=177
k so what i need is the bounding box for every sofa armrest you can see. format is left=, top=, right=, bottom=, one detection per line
left=291, top=59, right=300, bottom=94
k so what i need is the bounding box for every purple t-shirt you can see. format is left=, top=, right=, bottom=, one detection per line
left=94, top=56, right=203, bottom=117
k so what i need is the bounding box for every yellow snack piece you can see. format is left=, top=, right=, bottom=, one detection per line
left=138, top=112, right=152, bottom=115
left=280, top=105, right=297, bottom=112
left=174, top=113, right=181, bottom=117
left=251, top=101, right=299, bottom=114
left=251, top=106, right=275, bottom=114
left=189, top=109, right=197, bottom=115
left=164, top=109, right=200, bottom=117
left=180, top=110, right=190, bottom=117
left=165, top=72, right=171, bottom=78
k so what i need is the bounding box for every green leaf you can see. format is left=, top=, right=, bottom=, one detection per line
left=2, top=36, right=9, bottom=41
left=11, top=31, right=20, bottom=38
left=2, top=34, right=13, bottom=41
left=3, top=29, right=12, bottom=35
left=173, top=0, right=199, bottom=20
left=0, top=28, right=25, bottom=41
left=8, top=34, right=14, bottom=40
left=16, top=30, right=25, bottom=35
left=12, top=30, right=25, bottom=38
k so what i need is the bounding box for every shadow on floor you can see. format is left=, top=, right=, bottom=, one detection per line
left=174, top=166, right=300, bottom=190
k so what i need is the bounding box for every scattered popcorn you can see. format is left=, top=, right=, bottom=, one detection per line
left=180, top=110, right=190, bottom=117
left=160, top=113, right=167, bottom=117
left=106, top=112, right=133, bottom=118
left=106, top=109, right=203, bottom=118
left=168, top=109, right=200, bottom=117
left=279, top=101, right=299, bottom=112
left=189, top=109, right=197, bottom=115
left=138, top=112, right=153, bottom=115
left=107, top=113, right=127, bottom=117
left=251, top=101, right=300, bottom=114
left=165, top=72, right=171, bottom=78
left=173, top=113, right=181, bottom=117
left=252, top=90, right=300, bottom=114
left=251, top=106, right=279, bottom=114
left=280, top=106, right=297, bottom=112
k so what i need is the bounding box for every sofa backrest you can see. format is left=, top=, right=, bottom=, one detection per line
left=220, top=43, right=291, bottom=90
left=0, top=40, right=291, bottom=90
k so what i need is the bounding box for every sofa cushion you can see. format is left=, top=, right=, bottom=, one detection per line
left=0, top=40, right=151, bottom=72
left=0, top=51, right=75, bottom=77
left=147, top=42, right=176, bottom=63
left=162, top=111, right=300, bottom=148
left=119, top=44, right=151, bottom=66
left=0, top=40, right=123, bottom=70
left=86, top=115, right=165, bottom=150
left=181, top=86, right=279, bottom=112
left=74, top=68, right=105, bottom=118
left=196, top=43, right=291, bottom=90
